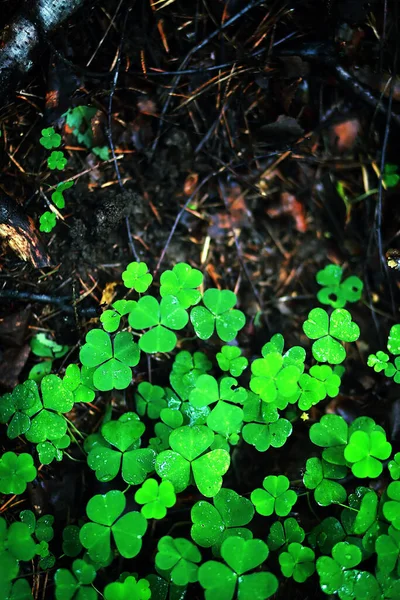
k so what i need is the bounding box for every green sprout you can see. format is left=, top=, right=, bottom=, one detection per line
left=122, top=262, right=153, bottom=293
left=135, top=382, right=167, bottom=419
left=251, top=475, right=297, bottom=517
left=39, top=211, right=57, bottom=233
left=155, top=425, right=230, bottom=497
left=190, top=289, right=245, bottom=342
left=191, top=488, right=254, bottom=552
left=51, top=180, right=73, bottom=209
left=40, top=127, right=61, bottom=149
left=134, top=478, right=176, bottom=519
left=0, top=452, right=36, bottom=494
left=216, top=345, right=248, bottom=377
left=100, top=300, right=136, bottom=333
left=48, top=150, right=67, bottom=171
left=104, top=576, right=150, bottom=600
left=303, top=308, right=360, bottom=364
left=278, top=543, right=316, bottom=583
left=79, top=329, right=140, bottom=391
left=267, top=518, right=305, bottom=551
left=79, top=490, right=147, bottom=562
left=198, top=536, right=278, bottom=600
left=316, top=264, right=363, bottom=308
left=160, top=262, right=203, bottom=308
left=155, top=536, right=202, bottom=586
left=128, top=295, right=188, bottom=353
left=64, top=106, right=109, bottom=160
left=86, top=413, right=156, bottom=485
left=54, top=559, right=97, bottom=600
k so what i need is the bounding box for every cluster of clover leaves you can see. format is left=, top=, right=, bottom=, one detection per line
left=0, top=261, right=400, bottom=600
left=368, top=324, right=400, bottom=384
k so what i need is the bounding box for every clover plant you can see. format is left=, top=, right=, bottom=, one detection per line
left=2, top=261, right=400, bottom=599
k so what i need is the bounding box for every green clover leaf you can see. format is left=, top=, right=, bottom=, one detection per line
left=279, top=542, right=315, bottom=583
left=303, top=308, right=360, bottom=364
left=191, top=488, right=254, bottom=551
left=0, top=379, right=41, bottom=439
left=104, top=576, right=151, bottom=600
left=383, top=481, right=400, bottom=530
left=155, top=536, right=202, bottom=586
left=388, top=324, right=400, bottom=355
left=251, top=475, right=297, bottom=517
left=267, top=518, right=305, bottom=551
left=0, top=518, right=37, bottom=563
left=37, top=435, right=70, bottom=465
left=40, top=211, right=57, bottom=233
left=63, top=364, right=96, bottom=404
left=316, top=265, right=363, bottom=308
left=303, top=457, right=347, bottom=506
left=40, top=127, right=61, bottom=149
left=87, top=413, right=156, bottom=485
left=129, top=295, right=188, bottom=353
left=160, top=263, right=203, bottom=308
left=250, top=352, right=300, bottom=403
left=30, top=333, right=69, bottom=359
left=155, top=425, right=230, bottom=497
left=51, top=180, right=73, bottom=209
left=122, top=262, right=153, bottom=292
left=242, top=418, right=292, bottom=453
left=170, top=350, right=211, bottom=400
left=190, top=289, right=245, bottom=342
left=79, top=329, right=140, bottom=391
left=297, top=373, right=326, bottom=410
left=367, top=350, right=392, bottom=373
left=216, top=345, right=248, bottom=377
left=307, top=517, right=346, bottom=555
left=376, top=525, right=400, bottom=574
left=48, top=150, right=67, bottom=170
left=5, top=579, right=34, bottom=600
left=383, top=163, right=400, bottom=188
left=134, top=479, right=176, bottom=519
left=198, top=536, right=278, bottom=600
left=309, top=414, right=349, bottom=466
left=389, top=452, right=400, bottom=480
left=135, top=382, right=167, bottom=419
left=344, top=429, right=392, bottom=478
left=316, top=544, right=362, bottom=596
left=189, top=374, right=247, bottom=436
left=0, top=451, right=36, bottom=495
left=54, top=559, right=97, bottom=600
left=340, top=487, right=378, bottom=536
left=100, top=300, right=136, bottom=333
left=79, top=490, right=147, bottom=562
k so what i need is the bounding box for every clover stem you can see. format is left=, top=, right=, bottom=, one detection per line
left=65, top=417, right=85, bottom=439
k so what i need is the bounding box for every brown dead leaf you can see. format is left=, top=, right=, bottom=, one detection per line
left=100, top=282, right=118, bottom=306
left=330, top=119, right=361, bottom=152
left=267, top=192, right=307, bottom=233
left=184, top=173, right=199, bottom=196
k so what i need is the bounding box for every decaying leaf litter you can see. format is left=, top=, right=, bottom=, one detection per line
left=0, top=0, right=400, bottom=598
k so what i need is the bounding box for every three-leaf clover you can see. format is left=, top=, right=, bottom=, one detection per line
left=37, top=435, right=70, bottom=465
left=79, top=490, right=147, bottom=562
left=129, top=296, right=188, bottom=353
left=86, top=413, right=156, bottom=485
left=303, top=308, right=360, bottom=364
left=0, top=452, right=37, bottom=495
left=104, top=576, right=151, bottom=600
left=0, top=380, right=42, bottom=439
left=316, top=541, right=362, bottom=596
left=251, top=475, right=297, bottom=517
left=242, top=395, right=292, bottom=452
left=40, top=127, right=61, bottom=149
left=160, top=263, right=203, bottom=308
left=155, top=536, right=202, bottom=586
left=54, top=559, right=97, bottom=600
left=303, top=457, right=347, bottom=506
left=100, top=300, right=136, bottom=333
left=134, top=478, right=176, bottom=519
left=190, top=289, right=245, bottom=342
left=198, top=536, right=278, bottom=600
left=250, top=352, right=301, bottom=403
left=122, top=262, right=153, bottom=293
left=51, top=180, right=73, bottom=209
left=189, top=374, right=247, bottom=436
left=216, top=346, right=248, bottom=377
left=79, top=329, right=140, bottom=391
left=48, top=150, right=67, bottom=170
left=155, top=425, right=230, bottom=497
left=279, top=543, right=316, bottom=582
left=0, top=517, right=37, bottom=583
left=40, top=211, right=57, bottom=233
left=267, top=518, right=305, bottom=551
left=316, top=264, right=363, bottom=308
left=135, top=382, right=167, bottom=419
left=191, top=488, right=254, bottom=551
left=344, top=427, right=392, bottom=478
left=309, top=414, right=348, bottom=466
left=63, top=364, right=95, bottom=403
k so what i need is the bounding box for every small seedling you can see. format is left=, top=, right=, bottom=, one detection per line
left=155, top=536, right=202, bottom=586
